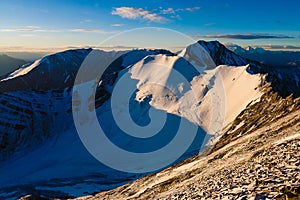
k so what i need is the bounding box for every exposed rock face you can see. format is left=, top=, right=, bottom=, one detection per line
left=0, top=89, right=72, bottom=161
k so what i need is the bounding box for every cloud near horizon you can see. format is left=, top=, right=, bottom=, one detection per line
left=161, top=8, right=175, bottom=14
left=257, top=44, right=300, bottom=50
left=0, top=28, right=111, bottom=34
left=192, top=33, right=294, bottom=40
left=69, top=29, right=109, bottom=33
left=0, top=28, right=59, bottom=33
left=111, top=24, right=124, bottom=27
left=223, top=42, right=300, bottom=51
left=112, top=7, right=167, bottom=23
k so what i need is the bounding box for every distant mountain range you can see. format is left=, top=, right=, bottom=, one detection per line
left=0, top=52, right=46, bottom=61
left=227, top=44, right=300, bottom=68
left=0, top=54, right=28, bottom=77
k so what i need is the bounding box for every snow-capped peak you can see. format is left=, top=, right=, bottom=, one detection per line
left=178, top=42, right=216, bottom=71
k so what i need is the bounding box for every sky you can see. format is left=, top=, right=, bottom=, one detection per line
left=0, top=0, right=300, bottom=52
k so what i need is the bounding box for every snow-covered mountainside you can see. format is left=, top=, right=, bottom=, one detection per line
left=0, top=41, right=298, bottom=199
left=200, top=40, right=300, bottom=97
left=127, top=54, right=263, bottom=130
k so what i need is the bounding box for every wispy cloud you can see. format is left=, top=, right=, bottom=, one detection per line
left=111, top=7, right=167, bottom=23
left=204, top=23, right=216, bottom=27
left=185, top=7, right=201, bottom=12
left=69, top=29, right=109, bottom=33
left=0, top=28, right=58, bottom=33
left=0, top=45, right=139, bottom=53
left=111, top=23, right=124, bottom=27
left=111, top=6, right=201, bottom=23
left=174, top=7, right=201, bottom=12
left=161, top=8, right=175, bottom=14
left=25, top=26, right=41, bottom=29
left=192, top=33, right=294, bottom=40
left=159, top=6, right=200, bottom=21
left=223, top=42, right=300, bottom=51
left=255, top=44, right=300, bottom=50
left=170, top=15, right=182, bottom=20
left=80, top=19, right=92, bottom=24
left=19, top=34, right=36, bottom=37
left=0, top=27, right=111, bottom=34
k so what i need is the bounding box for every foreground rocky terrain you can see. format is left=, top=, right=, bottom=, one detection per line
left=72, top=97, right=300, bottom=200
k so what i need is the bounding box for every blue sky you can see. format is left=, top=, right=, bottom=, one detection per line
left=0, top=0, right=300, bottom=52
